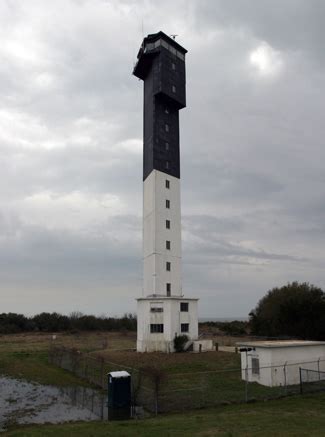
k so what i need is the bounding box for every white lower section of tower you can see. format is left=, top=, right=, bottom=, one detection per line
left=137, top=169, right=199, bottom=352
left=143, top=170, right=182, bottom=297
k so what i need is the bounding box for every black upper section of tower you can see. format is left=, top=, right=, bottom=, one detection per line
left=133, top=31, right=187, bottom=181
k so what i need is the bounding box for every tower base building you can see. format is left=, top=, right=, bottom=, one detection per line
left=137, top=296, right=198, bottom=352
left=133, top=31, right=199, bottom=352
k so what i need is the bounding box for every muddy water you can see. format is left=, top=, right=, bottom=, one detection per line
left=0, top=376, right=100, bottom=428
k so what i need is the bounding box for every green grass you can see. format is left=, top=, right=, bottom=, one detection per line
left=0, top=333, right=299, bottom=412
left=4, top=392, right=325, bottom=436
left=2, top=332, right=325, bottom=435
left=0, top=350, right=92, bottom=387
left=0, top=331, right=135, bottom=387
left=96, top=349, right=241, bottom=373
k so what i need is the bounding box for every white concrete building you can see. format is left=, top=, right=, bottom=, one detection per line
left=238, top=341, right=325, bottom=387
left=137, top=297, right=198, bottom=353
left=133, top=32, right=200, bottom=352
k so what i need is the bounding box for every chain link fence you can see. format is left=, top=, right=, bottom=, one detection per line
left=300, top=366, right=325, bottom=394
left=49, top=346, right=325, bottom=415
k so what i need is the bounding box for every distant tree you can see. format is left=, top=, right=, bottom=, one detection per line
left=74, top=315, right=99, bottom=331
left=200, top=320, right=249, bottom=336
left=33, top=312, right=70, bottom=331
left=249, top=282, right=325, bottom=340
left=0, top=313, right=33, bottom=333
left=0, top=311, right=137, bottom=333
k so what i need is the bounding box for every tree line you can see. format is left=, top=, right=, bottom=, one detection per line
left=0, top=312, right=137, bottom=334
left=2, top=282, right=324, bottom=339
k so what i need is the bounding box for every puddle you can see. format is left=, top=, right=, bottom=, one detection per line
left=0, top=376, right=100, bottom=428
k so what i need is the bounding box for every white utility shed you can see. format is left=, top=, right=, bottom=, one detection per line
left=237, top=341, right=325, bottom=387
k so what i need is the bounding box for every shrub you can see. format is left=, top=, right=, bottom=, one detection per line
left=173, top=334, right=189, bottom=352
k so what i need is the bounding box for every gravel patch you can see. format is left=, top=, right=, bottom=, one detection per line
left=0, top=376, right=99, bottom=428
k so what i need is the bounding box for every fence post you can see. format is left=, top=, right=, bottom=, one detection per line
left=100, top=357, right=105, bottom=388
left=101, top=394, right=104, bottom=420
left=299, top=367, right=303, bottom=395
left=283, top=362, right=287, bottom=395
left=318, top=358, right=321, bottom=380
left=85, top=360, right=88, bottom=379
left=245, top=364, right=248, bottom=402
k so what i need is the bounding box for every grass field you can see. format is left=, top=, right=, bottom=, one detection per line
left=0, top=331, right=136, bottom=386
left=0, top=331, right=297, bottom=411
left=0, top=332, right=318, bottom=430
left=93, top=348, right=241, bottom=372
left=4, top=391, right=325, bottom=436
left=0, top=331, right=244, bottom=386
left=0, top=331, right=137, bottom=354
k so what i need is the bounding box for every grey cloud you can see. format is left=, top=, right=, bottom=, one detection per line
left=194, top=0, right=325, bottom=64
left=0, top=0, right=325, bottom=317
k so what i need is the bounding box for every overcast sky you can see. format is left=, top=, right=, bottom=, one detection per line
left=1, top=0, right=325, bottom=318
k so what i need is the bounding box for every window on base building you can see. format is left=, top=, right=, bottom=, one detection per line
left=181, top=323, right=189, bottom=333
left=165, top=179, right=170, bottom=189
left=252, top=358, right=260, bottom=376
left=166, top=199, right=170, bottom=208
left=171, top=62, right=176, bottom=71
left=166, top=261, right=171, bottom=271
left=180, top=302, right=189, bottom=312
left=166, top=240, right=171, bottom=250
left=166, top=219, right=170, bottom=229
left=150, top=324, right=164, bottom=333
left=150, top=304, right=163, bottom=313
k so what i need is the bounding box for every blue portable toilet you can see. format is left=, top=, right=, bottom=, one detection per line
left=107, top=371, right=131, bottom=419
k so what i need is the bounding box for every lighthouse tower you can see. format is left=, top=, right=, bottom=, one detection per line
left=133, top=31, right=198, bottom=352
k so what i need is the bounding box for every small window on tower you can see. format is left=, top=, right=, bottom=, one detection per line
left=166, top=199, right=170, bottom=208
left=166, top=240, right=171, bottom=250
left=165, top=107, right=169, bottom=114
left=165, top=142, right=169, bottom=151
left=165, top=123, right=169, bottom=132
left=172, top=62, right=176, bottom=71
left=181, top=323, right=189, bottom=333
left=166, top=262, right=171, bottom=271
left=172, top=85, right=176, bottom=93
left=166, top=220, right=170, bottom=229
left=165, top=180, right=170, bottom=189
left=165, top=161, right=170, bottom=170
left=166, top=283, right=171, bottom=293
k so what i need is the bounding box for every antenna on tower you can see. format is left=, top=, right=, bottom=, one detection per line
left=170, top=34, right=178, bottom=40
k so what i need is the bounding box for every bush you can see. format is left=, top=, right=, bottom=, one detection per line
left=249, top=281, right=325, bottom=339
left=173, top=334, right=189, bottom=352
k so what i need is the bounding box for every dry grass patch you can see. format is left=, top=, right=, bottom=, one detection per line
left=93, top=349, right=240, bottom=373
